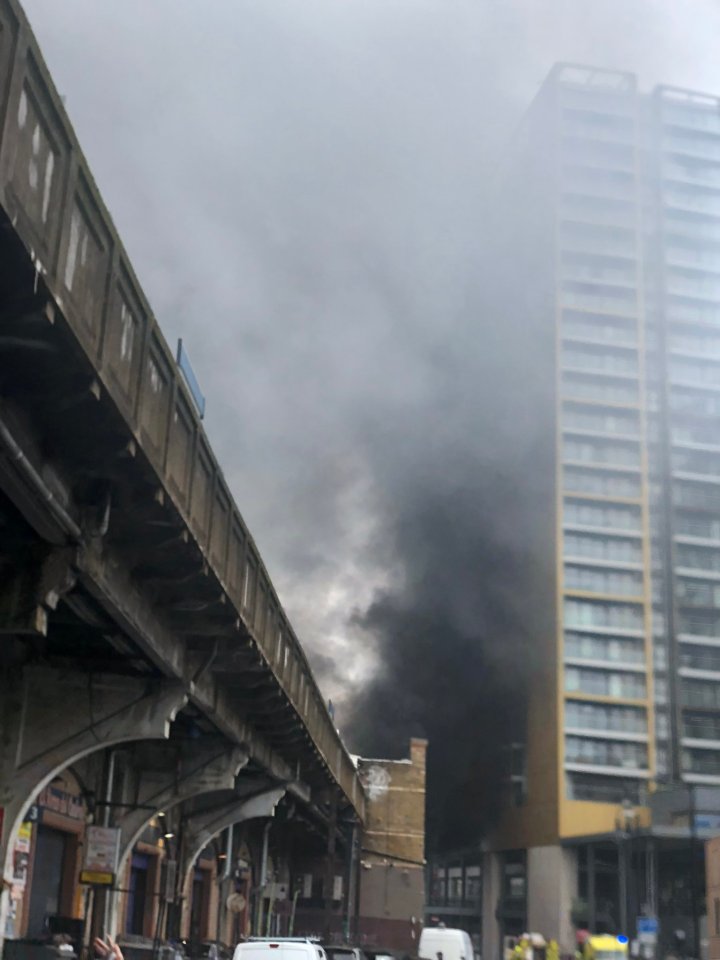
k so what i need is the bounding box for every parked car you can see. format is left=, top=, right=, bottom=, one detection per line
left=233, top=939, right=327, bottom=960
left=324, top=947, right=368, bottom=960
left=183, top=942, right=232, bottom=960
left=362, top=949, right=396, bottom=960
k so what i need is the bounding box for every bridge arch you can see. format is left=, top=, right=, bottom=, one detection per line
left=0, top=665, right=186, bottom=941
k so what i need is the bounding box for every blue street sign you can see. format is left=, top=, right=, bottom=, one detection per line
left=176, top=338, right=206, bottom=420
left=637, top=918, right=658, bottom=937
left=694, top=814, right=720, bottom=831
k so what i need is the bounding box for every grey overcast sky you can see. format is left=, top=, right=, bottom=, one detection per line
left=22, top=0, right=720, bottom=717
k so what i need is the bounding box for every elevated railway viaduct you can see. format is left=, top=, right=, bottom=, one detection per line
left=0, top=0, right=365, bottom=950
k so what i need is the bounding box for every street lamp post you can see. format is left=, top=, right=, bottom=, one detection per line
left=616, top=798, right=641, bottom=939
left=687, top=784, right=700, bottom=960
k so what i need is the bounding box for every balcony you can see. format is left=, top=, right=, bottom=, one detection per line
left=564, top=554, right=643, bottom=571
left=559, top=230, right=637, bottom=261
left=682, top=737, right=720, bottom=751
left=565, top=656, right=646, bottom=673
left=678, top=632, right=720, bottom=647
left=562, top=329, right=638, bottom=351
left=683, top=771, right=720, bottom=785
left=561, top=289, right=638, bottom=317
left=665, top=209, right=720, bottom=243
left=565, top=699, right=648, bottom=736
left=562, top=361, right=639, bottom=383
left=662, top=104, right=720, bottom=137
left=664, top=188, right=720, bottom=219
left=673, top=479, right=720, bottom=511
left=673, top=470, right=720, bottom=486
left=682, top=713, right=720, bottom=743
left=561, top=109, right=635, bottom=145
left=683, top=751, right=720, bottom=777
left=562, top=420, right=640, bottom=441
left=561, top=135, right=635, bottom=172
left=565, top=725, right=648, bottom=742
left=561, top=195, right=636, bottom=229
left=675, top=532, right=720, bottom=548
left=563, top=520, right=643, bottom=539
left=663, top=165, right=720, bottom=192
left=562, top=372, right=640, bottom=406
left=680, top=665, right=720, bottom=681
left=564, top=761, right=650, bottom=778
left=671, top=438, right=720, bottom=454
left=676, top=567, right=720, bottom=583
left=665, top=247, right=720, bottom=275
left=668, top=341, right=720, bottom=362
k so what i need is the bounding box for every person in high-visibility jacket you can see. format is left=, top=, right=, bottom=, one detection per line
left=514, top=937, right=530, bottom=960
left=546, top=939, right=559, bottom=960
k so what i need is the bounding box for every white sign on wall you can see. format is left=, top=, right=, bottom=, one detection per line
left=80, top=826, right=120, bottom=885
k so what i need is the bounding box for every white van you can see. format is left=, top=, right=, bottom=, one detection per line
left=419, top=927, right=475, bottom=960
left=233, top=939, right=328, bottom=960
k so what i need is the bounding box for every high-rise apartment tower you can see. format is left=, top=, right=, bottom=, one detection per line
left=478, top=63, right=720, bottom=959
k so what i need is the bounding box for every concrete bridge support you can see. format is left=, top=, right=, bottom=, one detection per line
left=179, top=787, right=286, bottom=942
left=0, top=664, right=186, bottom=953
left=104, top=742, right=248, bottom=937
left=181, top=787, right=287, bottom=888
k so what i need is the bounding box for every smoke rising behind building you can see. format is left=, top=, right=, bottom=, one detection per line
left=20, top=0, right=720, bottom=847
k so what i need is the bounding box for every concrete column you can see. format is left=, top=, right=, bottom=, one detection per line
left=482, top=851, right=503, bottom=960
left=527, top=845, right=577, bottom=954
left=323, top=790, right=338, bottom=942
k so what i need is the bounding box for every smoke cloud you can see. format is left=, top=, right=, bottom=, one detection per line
left=21, top=0, right=720, bottom=847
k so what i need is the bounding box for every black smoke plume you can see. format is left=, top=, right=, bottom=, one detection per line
left=26, top=0, right=711, bottom=855
left=343, top=243, right=556, bottom=850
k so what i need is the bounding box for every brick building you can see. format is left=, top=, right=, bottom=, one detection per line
left=356, top=739, right=427, bottom=953
left=707, top=836, right=720, bottom=960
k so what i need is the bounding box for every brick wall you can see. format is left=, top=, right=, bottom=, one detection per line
left=707, top=837, right=720, bottom=960
left=357, top=739, right=427, bottom=953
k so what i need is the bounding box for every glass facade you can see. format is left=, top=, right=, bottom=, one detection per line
left=551, top=76, right=720, bottom=797
left=651, top=86, right=720, bottom=784
left=557, top=75, right=651, bottom=796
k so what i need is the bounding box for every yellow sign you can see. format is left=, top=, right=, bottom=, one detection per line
left=79, top=870, right=114, bottom=886
left=17, top=823, right=32, bottom=844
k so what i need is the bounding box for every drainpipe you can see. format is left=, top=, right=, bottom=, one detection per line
left=260, top=822, right=271, bottom=888
left=90, top=749, right=117, bottom=945
left=216, top=826, right=234, bottom=943
left=222, top=825, right=234, bottom=883
left=345, top=821, right=358, bottom=943
left=255, top=823, right=272, bottom=936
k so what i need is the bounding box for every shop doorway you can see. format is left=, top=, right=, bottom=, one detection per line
left=126, top=853, right=150, bottom=935
left=27, top=825, right=68, bottom=937
left=190, top=868, right=210, bottom=941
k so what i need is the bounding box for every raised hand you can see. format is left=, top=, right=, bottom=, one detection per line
left=94, top=937, right=124, bottom=960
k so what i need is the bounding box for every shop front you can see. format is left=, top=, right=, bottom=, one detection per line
left=5, top=772, right=86, bottom=945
